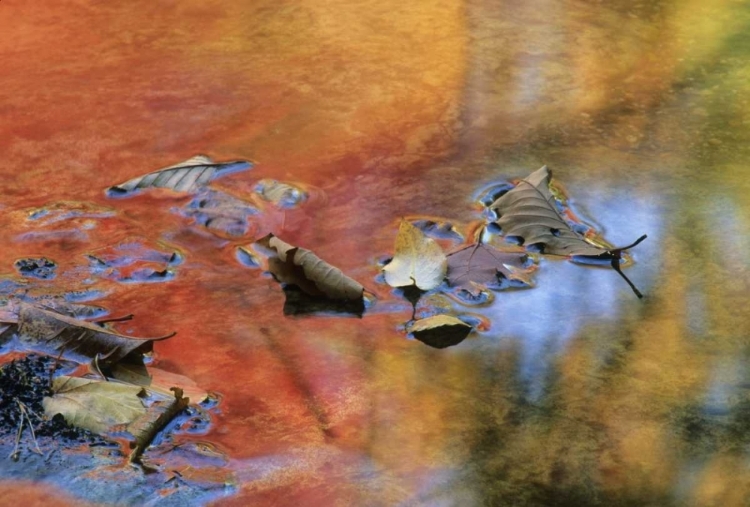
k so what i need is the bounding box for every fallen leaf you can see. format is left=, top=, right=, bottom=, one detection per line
left=490, top=166, right=608, bottom=256
left=16, top=303, right=174, bottom=363
left=447, top=243, right=533, bottom=289
left=106, top=155, right=252, bottom=197
left=490, top=166, right=647, bottom=297
left=408, top=314, right=472, bottom=349
left=255, top=234, right=364, bottom=301
left=42, top=376, right=147, bottom=435
left=383, top=220, right=447, bottom=291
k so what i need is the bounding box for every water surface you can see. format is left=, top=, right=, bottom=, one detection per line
left=1, top=0, right=750, bottom=505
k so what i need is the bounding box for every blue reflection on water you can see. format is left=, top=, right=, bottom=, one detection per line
left=472, top=187, right=664, bottom=401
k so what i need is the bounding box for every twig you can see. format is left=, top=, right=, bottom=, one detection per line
left=93, top=314, right=134, bottom=326
left=16, top=400, right=43, bottom=455
left=7, top=415, right=23, bottom=461
left=91, top=353, right=108, bottom=381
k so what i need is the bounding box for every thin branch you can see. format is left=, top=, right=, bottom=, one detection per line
left=16, top=400, right=42, bottom=455
left=611, top=258, right=643, bottom=299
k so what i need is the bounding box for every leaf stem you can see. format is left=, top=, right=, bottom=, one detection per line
left=611, top=258, right=643, bottom=299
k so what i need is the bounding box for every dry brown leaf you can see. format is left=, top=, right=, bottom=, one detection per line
left=408, top=314, right=472, bottom=349
left=490, top=166, right=647, bottom=297
left=42, top=376, right=147, bottom=435
left=447, top=243, right=533, bottom=289
left=16, top=303, right=174, bottom=363
left=255, top=234, right=364, bottom=301
left=107, top=155, right=252, bottom=197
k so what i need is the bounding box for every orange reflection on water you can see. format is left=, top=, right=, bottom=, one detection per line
left=2, top=0, right=750, bottom=505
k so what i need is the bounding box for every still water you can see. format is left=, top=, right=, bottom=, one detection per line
left=1, top=0, right=750, bottom=505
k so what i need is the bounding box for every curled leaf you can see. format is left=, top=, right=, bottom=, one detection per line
left=383, top=220, right=447, bottom=291
left=107, top=155, right=252, bottom=197
left=408, top=314, right=472, bottom=349
left=254, top=234, right=364, bottom=301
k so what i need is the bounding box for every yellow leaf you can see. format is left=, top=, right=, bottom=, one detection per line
left=383, top=220, right=447, bottom=291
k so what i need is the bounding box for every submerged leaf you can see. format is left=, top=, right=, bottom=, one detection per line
left=42, top=376, right=147, bottom=435
left=255, top=234, right=364, bottom=301
left=107, top=155, right=252, bottom=197
left=490, top=166, right=647, bottom=297
left=383, top=220, right=447, bottom=291
left=16, top=303, right=173, bottom=363
left=408, top=314, right=472, bottom=349
left=447, top=243, right=533, bottom=289
left=180, top=188, right=260, bottom=238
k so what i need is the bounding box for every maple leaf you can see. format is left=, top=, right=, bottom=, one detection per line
left=383, top=220, right=447, bottom=291
left=106, top=155, right=252, bottom=197
left=446, top=243, right=533, bottom=289
left=490, top=166, right=647, bottom=297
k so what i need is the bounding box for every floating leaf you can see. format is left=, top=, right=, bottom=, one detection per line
left=107, top=155, right=252, bottom=197
left=42, top=376, right=147, bottom=435
left=408, top=314, right=472, bottom=349
left=254, top=179, right=308, bottom=208
left=490, top=166, right=647, bottom=297
left=447, top=243, right=533, bottom=289
left=383, top=220, right=447, bottom=291
left=490, top=166, right=607, bottom=256
left=254, top=234, right=364, bottom=301
left=16, top=303, right=174, bottom=363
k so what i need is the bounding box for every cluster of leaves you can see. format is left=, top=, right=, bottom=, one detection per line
left=0, top=299, right=199, bottom=464
left=232, top=166, right=646, bottom=348
left=377, top=166, right=646, bottom=347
